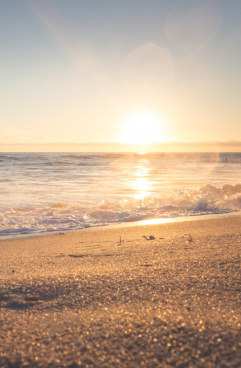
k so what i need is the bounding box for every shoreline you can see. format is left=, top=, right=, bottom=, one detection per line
left=1, top=210, right=240, bottom=242
left=1, top=215, right=241, bottom=367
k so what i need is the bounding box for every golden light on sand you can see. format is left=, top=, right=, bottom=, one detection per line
left=120, top=111, right=165, bottom=145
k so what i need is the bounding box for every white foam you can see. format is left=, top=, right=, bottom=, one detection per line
left=0, top=183, right=241, bottom=237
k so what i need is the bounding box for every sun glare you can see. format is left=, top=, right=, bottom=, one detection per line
left=120, top=111, right=165, bottom=145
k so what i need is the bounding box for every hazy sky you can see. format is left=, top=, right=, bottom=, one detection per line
left=1, top=0, right=241, bottom=149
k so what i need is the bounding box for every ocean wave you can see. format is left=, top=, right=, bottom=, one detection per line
left=0, top=183, right=241, bottom=237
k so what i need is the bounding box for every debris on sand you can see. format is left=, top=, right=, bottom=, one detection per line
left=142, top=235, right=156, bottom=240
left=24, top=296, right=41, bottom=302
left=185, top=234, right=194, bottom=242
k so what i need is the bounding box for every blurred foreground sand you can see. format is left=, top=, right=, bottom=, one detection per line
left=0, top=216, right=241, bottom=367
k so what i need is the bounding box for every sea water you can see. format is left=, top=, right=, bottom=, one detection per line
left=0, top=152, right=241, bottom=237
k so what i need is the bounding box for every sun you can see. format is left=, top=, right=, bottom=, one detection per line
left=119, top=111, right=164, bottom=145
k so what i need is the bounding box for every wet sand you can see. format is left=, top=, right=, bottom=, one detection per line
left=0, top=216, right=241, bottom=367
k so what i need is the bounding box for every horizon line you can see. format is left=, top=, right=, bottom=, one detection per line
left=1, top=140, right=241, bottom=146
left=1, top=140, right=241, bottom=153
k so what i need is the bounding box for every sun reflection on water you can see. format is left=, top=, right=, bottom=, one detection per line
left=131, top=165, right=153, bottom=200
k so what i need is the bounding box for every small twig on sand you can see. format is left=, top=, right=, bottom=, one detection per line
left=142, top=235, right=156, bottom=240
left=117, top=236, right=122, bottom=245
left=185, top=234, right=193, bottom=242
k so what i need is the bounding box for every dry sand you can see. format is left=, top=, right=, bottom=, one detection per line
left=0, top=216, right=241, bottom=367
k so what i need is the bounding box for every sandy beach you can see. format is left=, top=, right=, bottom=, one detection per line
left=0, top=216, right=241, bottom=367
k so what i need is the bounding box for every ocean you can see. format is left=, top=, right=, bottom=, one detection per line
left=0, top=152, right=241, bottom=238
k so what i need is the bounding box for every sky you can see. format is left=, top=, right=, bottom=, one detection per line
left=1, top=0, right=241, bottom=151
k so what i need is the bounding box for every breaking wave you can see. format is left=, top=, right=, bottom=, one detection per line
left=1, top=183, right=241, bottom=237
